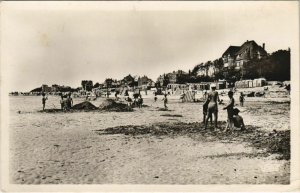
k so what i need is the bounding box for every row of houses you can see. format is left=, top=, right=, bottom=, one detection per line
left=83, top=74, right=156, bottom=92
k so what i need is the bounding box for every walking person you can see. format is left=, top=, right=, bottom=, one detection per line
left=42, top=93, right=48, bottom=111
left=239, top=92, right=245, bottom=107
left=205, top=84, right=221, bottom=130
left=223, top=90, right=235, bottom=132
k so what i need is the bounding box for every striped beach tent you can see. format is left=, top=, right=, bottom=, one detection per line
left=181, top=91, right=195, bottom=102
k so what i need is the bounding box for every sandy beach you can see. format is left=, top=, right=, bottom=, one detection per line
left=9, top=87, right=290, bottom=184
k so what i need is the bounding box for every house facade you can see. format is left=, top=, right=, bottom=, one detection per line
left=222, top=40, right=267, bottom=69
left=138, top=75, right=153, bottom=89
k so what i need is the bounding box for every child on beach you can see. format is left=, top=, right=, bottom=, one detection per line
left=232, top=108, right=246, bottom=131
left=223, top=90, right=235, bottom=132
left=42, top=93, right=48, bottom=111
left=162, top=94, right=168, bottom=109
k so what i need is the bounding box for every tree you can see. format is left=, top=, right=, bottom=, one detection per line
left=242, top=49, right=290, bottom=81
left=81, top=80, right=93, bottom=91
left=93, top=82, right=100, bottom=88
left=104, top=78, right=113, bottom=88
left=191, top=63, right=202, bottom=76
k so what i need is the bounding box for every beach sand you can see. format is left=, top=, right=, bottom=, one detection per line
left=9, top=88, right=290, bottom=184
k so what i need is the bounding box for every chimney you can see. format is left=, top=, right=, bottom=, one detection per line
left=263, top=43, right=265, bottom=50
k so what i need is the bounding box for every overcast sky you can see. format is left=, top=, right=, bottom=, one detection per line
left=1, top=1, right=298, bottom=91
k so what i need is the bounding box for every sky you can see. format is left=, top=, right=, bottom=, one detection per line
left=1, top=1, right=299, bottom=92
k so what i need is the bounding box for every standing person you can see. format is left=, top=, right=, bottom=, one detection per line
left=42, top=93, right=48, bottom=111
left=239, top=92, right=245, bottom=107
left=66, top=92, right=73, bottom=110
left=205, top=84, right=221, bottom=130
left=203, top=90, right=207, bottom=100
left=202, top=98, right=212, bottom=124
left=133, top=91, right=139, bottom=107
left=162, top=94, right=168, bottom=109
left=138, top=95, right=143, bottom=108
left=126, top=96, right=133, bottom=111
left=223, top=90, right=235, bottom=132
left=59, top=94, right=65, bottom=110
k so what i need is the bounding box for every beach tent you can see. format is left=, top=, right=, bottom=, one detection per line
left=181, top=91, right=195, bottom=102
left=246, top=80, right=253, bottom=88
left=253, top=78, right=267, bottom=87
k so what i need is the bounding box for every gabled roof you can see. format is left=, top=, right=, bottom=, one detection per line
left=235, top=40, right=256, bottom=55
left=235, top=40, right=267, bottom=55
left=222, top=46, right=240, bottom=57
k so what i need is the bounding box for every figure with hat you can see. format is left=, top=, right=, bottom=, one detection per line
left=204, top=83, right=221, bottom=130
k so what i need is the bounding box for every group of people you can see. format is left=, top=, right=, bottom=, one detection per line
left=203, top=84, right=246, bottom=132
left=125, top=94, right=144, bottom=111
left=60, top=93, right=73, bottom=110
left=41, top=92, right=73, bottom=111
left=41, top=87, right=246, bottom=131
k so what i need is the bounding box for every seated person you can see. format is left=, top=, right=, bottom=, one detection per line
left=232, top=108, right=246, bottom=131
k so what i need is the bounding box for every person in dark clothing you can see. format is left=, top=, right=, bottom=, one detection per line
left=239, top=92, right=245, bottom=107
left=66, top=92, right=73, bottom=110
